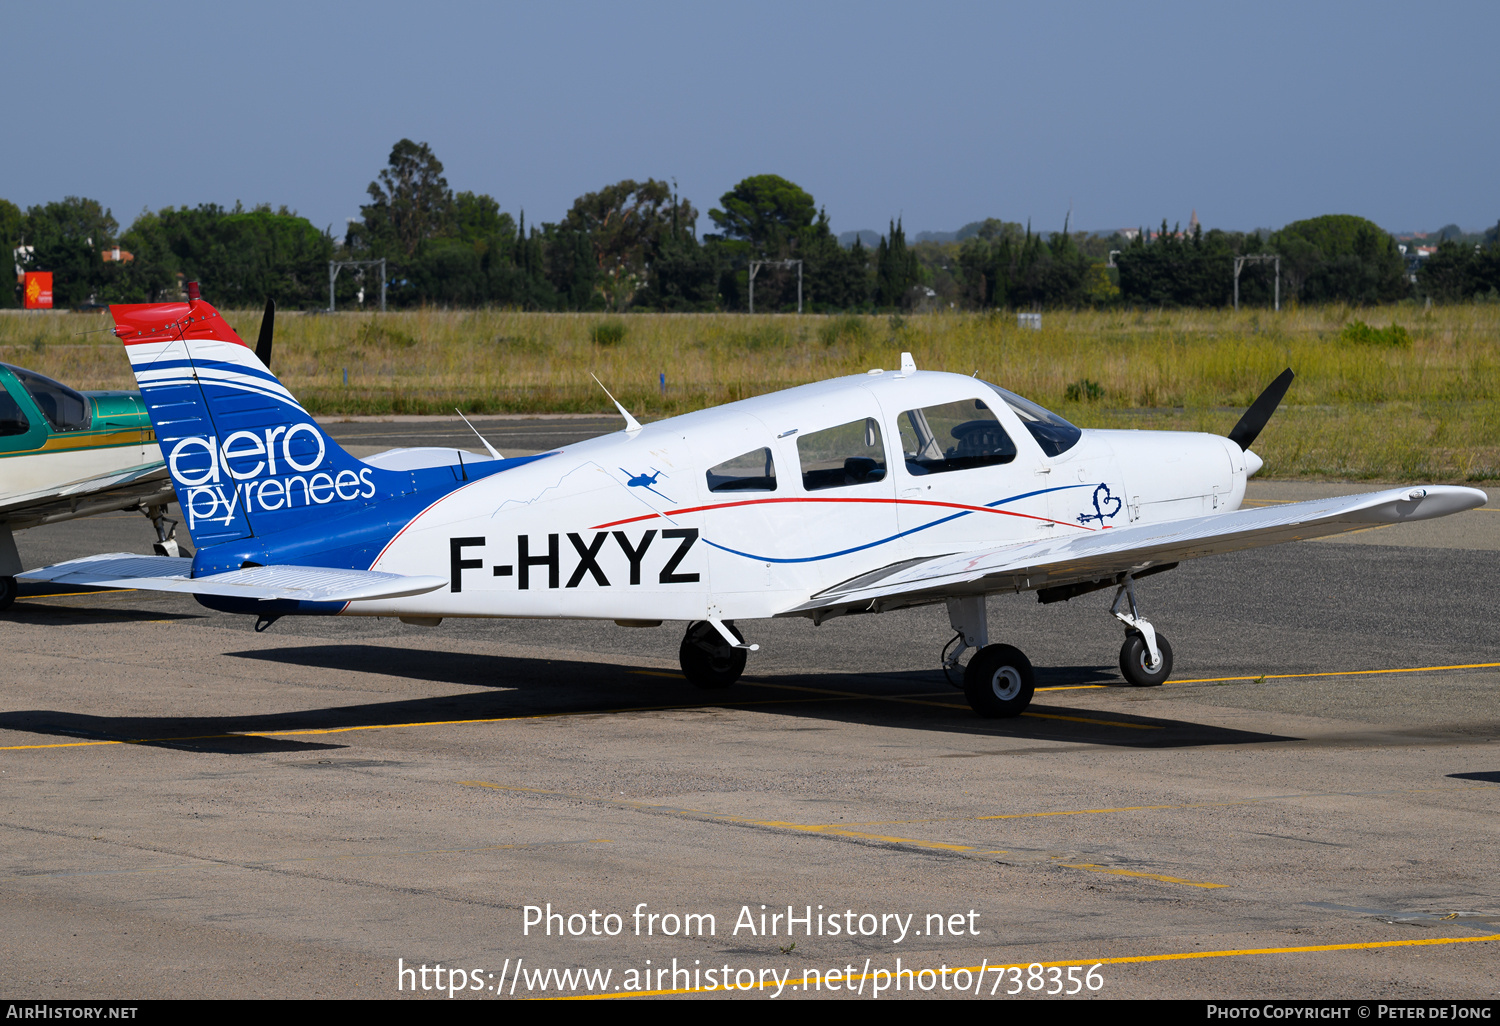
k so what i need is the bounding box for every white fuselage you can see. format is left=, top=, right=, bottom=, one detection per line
left=350, top=370, right=1246, bottom=622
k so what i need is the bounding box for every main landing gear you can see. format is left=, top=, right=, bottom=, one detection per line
left=144, top=503, right=191, bottom=558
left=941, top=575, right=1177, bottom=717
left=679, top=619, right=758, bottom=689
left=944, top=596, right=1036, bottom=718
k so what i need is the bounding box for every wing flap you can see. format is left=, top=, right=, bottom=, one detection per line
left=18, top=553, right=447, bottom=602
left=782, top=485, right=1487, bottom=618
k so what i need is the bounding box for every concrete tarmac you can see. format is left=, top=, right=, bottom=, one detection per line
left=2, top=417, right=1497, bottom=1000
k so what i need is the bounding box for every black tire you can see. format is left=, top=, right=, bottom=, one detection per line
left=0, top=576, right=14, bottom=612
left=679, top=620, right=747, bottom=689
left=1119, top=631, right=1173, bottom=687
left=963, top=644, right=1035, bottom=718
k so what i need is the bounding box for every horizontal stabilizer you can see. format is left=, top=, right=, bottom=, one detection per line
left=783, top=485, right=1488, bottom=620
left=19, top=553, right=447, bottom=603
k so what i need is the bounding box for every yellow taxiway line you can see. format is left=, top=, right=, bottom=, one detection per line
left=556, top=933, right=1500, bottom=999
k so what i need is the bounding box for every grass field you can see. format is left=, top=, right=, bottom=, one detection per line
left=3, top=304, right=1496, bottom=482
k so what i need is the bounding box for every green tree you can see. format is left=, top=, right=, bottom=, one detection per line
left=118, top=203, right=334, bottom=308
left=0, top=199, right=24, bottom=307
left=25, top=197, right=120, bottom=307
left=358, top=139, right=455, bottom=257
left=708, top=174, right=817, bottom=257
left=454, top=190, right=508, bottom=242
left=1269, top=214, right=1406, bottom=304
left=561, top=179, right=694, bottom=310
left=874, top=219, right=920, bottom=308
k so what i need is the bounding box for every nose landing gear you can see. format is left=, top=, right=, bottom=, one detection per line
left=1111, top=574, right=1173, bottom=686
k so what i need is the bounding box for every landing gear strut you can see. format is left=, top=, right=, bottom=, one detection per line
left=1111, top=574, right=1173, bottom=686
left=945, top=595, right=1036, bottom=718
left=679, top=619, right=752, bottom=689
left=144, top=504, right=191, bottom=558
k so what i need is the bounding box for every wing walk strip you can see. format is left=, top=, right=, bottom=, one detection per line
left=553, top=934, right=1500, bottom=1000
left=4, top=661, right=1498, bottom=752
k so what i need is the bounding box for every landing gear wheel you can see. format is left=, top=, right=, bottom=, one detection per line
left=0, top=575, right=15, bottom=612
left=679, top=620, right=747, bottom=689
left=1119, top=631, right=1173, bottom=687
left=963, top=644, right=1035, bottom=718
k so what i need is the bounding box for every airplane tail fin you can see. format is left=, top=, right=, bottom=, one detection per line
left=111, top=292, right=398, bottom=555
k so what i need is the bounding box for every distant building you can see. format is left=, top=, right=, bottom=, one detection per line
left=101, top=247, right=134, bottom=263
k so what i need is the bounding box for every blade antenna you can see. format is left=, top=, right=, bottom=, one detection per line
left=254, top=297, right=276, bottom=368
left=454, top=409, right=502, bottom=459
left=590, top=373, right=642, bottom=432
left=1227, top=368, right=1295, bottom=451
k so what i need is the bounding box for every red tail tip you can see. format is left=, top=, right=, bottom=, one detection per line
left=186, top=281, right=201, bottom=301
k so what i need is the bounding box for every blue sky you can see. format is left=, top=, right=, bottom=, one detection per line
left=8, top=1, right=1496, bottom=238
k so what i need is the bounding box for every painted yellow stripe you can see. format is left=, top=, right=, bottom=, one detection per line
left=552, top=933, right=1500, bottom=999
left=1056, top=862, right=1226, bottom=888
left=460, top=780, right=1010, bottom=856
left=783, top=783, right=1494, bottom=833
left=1175, top=661, right=1500, bottom=684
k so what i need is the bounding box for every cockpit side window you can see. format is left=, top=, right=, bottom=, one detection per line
left=707, top=447, right=777, bottom=492
left=796, top=417, right=886, bottom=490
left=898, top=398, right=1016, bottom=475
left=0, top=387, right=30, bottom=436
left=9, top=366, right=91, bottom=432
left=985, top=383, right=1081, bottom=457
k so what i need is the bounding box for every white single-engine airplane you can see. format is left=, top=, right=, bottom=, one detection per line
left=20, top=290, right=1487, bottom=718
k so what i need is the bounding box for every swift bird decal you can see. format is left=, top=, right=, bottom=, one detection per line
left=1078, top=483, right=1124, bottom=526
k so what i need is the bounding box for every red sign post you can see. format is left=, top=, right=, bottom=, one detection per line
left=23, top=272, right=53, bottom=310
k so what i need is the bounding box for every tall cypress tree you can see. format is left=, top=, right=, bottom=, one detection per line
left=875, top=218, right=918, bottom=307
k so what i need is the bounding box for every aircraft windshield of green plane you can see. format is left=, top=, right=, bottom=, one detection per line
left=4, top=364, right=91, bottom=432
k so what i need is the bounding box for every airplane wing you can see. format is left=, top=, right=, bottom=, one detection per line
left=0, top=466, right=173, bottom=530
left=18, top=553, right=448, bottom=603
left=781, top=485, right=1488, bottom=621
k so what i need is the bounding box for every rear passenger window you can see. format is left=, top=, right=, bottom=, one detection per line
left=899, top=398, right=1016, bottom=475
left=707, top=447, right=777, bottom=492
left=797, top=418, right=886, bottom=490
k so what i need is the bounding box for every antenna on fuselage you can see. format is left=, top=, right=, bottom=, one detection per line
left=454, top=409, right=502, bottom=459
left=590, top=373, right=643, bottom=433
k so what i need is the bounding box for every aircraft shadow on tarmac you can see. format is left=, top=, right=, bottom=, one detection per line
left=0, top=645, right=1299, bottom=753
left=9, top=589, right=205, bottom=625
left=1448, top=771, right=1500, bottom=784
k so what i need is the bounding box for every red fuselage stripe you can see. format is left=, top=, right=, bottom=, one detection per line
left=589, top=496, right=1095, bottom=532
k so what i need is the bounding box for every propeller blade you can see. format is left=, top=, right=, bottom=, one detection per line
left=1227, top=368, right=1294, bottom=451
left=254, top=297, right=276, bottom=368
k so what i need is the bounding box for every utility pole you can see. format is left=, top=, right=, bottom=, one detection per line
left=1233, top=254, right=1280, bottom=312
left=328, top=258, right=388, bottom=313
left=748, top=259, right=803, bottom=314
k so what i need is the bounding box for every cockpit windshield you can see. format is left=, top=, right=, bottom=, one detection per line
left=6, top=364, right=92, bottom=432
left=984, top=383, right=1081, bottom=457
